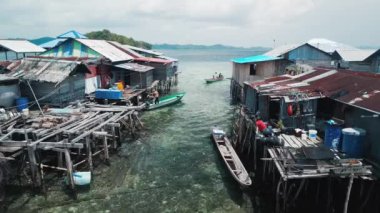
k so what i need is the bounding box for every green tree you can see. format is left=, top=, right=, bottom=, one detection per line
left=85, top=29, right=152, bottom=49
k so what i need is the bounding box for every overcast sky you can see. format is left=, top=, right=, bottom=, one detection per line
left=0, top=0, right=378, bottom=47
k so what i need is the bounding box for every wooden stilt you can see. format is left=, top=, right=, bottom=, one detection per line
left=111, top=126, right=117, bottom=149
left=64, top=148, right=75, bottom=191
left=86, top=136, right=93, bottom=172
left=102, top=129, right=110, bottom=164
left=27, top=144, right=41, bottom=188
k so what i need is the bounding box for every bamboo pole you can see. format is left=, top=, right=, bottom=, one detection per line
left=26, top=80, right=44, bottom=116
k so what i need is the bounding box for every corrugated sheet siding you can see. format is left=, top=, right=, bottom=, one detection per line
left=20, top=73, right=85, bottom=107
left=258, top=95, right=270, bottom=120
left=130, top=70, right=153, bottom=88
left=288, top=45, right=332, bottom=61
left=244, top=84, right=256, bottom=113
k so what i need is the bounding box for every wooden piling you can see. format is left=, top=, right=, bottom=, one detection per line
left=64, top=147, right=75, bottom=190
left=102, top=129, right=109, bottom=163
left=85, top=136, right=93, bottom=172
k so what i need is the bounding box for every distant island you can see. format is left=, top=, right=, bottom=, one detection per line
left=86, top=29, right=152, bottom=49
left=153, top=43, right=270, bottom=51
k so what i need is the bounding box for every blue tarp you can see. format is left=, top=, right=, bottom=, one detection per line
left=232, top=55, right=281, bottom=64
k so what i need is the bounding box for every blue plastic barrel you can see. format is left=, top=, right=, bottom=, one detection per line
left=324, top=121, right=343, bottom=150
left=342, top=128, right=366, bottom=158
left=16, top=97, right=29, bottom=111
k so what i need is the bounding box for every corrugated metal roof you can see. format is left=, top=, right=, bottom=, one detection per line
left=57, top=30, right=88, bottom=39
left=334, top=49, right=378, bottom=62
left=250, top=68, right=380, bottom=113
left=307, top=38, right=357, bottom=53
left=108, top=41, right=144, bottom=58
left=0, top=74, right=18, bottom=83
left=114, top=62, right=154, bottom=72
left=0, top=40, right=46, bottom=53
left=123, top=44, right=163, bottom=56
left=232, top=55, right=281, bottom=64
left=158, top=55, right=178, bottom=62
left=6, top=58, right=88, bottom=84
left=76, top=39, right=134, bottom=62
left=264, top=44, right=301, bottom=57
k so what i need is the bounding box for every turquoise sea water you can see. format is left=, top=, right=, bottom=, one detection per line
left=4, top=49, right=264, bottom=213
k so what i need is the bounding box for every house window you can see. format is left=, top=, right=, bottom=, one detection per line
left=250, top=64, right=257, bottom=75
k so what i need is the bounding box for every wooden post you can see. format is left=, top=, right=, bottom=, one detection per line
left=64, top=148, right=75, bottom=190
left=27, top=144, right=41, bottom=188
left=102, top=129, right=109, bottom=164
left=55, top=135, right=63, bottom=168
left=86, top=136, right=93, bottom=172
left=111, top=126, right=117, bottom=149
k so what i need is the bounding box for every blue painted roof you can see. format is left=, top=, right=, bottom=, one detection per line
left=39, top=38, right=67, bottom=49
left=30, top=37, right=55, bottom=45
left=232, top=55, right=281, bottom=64
left=57, top=30, right=87, bottom=39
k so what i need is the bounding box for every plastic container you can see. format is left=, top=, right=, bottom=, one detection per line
left=115, top=82, right=124, bottom=90
left=342, top=128, right=366, bottom=158
left=22, top=108, right=29, bottom=117
left=308, top=130, right=317, bottom=140
left=16, top=97, right=29, bottom=112
left=324, top=121, right=343, bottom=149
left=95, top=89, right=123, bottom=100
left=73, top=172, right=91, bottom=185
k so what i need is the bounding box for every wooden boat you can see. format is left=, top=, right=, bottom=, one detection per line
left=145, top=92, right=185, bottom=110
left=205, top=76, right=224, bottom=84
left=211, top=127, right=252, bottom=186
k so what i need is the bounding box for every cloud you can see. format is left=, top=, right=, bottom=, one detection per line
left=0, top=0, right=378, bottom=47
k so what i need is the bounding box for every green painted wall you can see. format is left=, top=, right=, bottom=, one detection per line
left=41, top=40, right=101, bottom=58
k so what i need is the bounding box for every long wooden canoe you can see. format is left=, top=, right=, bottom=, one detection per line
left=145, top=92, right=185, bottom=110
left=211, top=127, right=252, bottom=186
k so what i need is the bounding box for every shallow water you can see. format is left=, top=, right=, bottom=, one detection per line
left=4, top=49, right=263, bottom=213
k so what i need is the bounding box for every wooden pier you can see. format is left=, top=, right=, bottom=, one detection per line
left=230, top=106, right=377, bottom=213
left=0, top=103, right=145, bottom=196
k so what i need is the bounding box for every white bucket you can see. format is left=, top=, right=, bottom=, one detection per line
left=22, top=108, right=29, bottom=117
left=308, top=130, right=318, bottom=140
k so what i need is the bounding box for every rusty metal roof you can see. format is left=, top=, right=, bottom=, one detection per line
left=5, top=58, right=89, bottom=84
left=251, top=68, right=380, bottom=113
left=134, top=57, right=173, bottom=64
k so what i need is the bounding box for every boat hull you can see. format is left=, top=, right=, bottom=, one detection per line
left=205, top=78, right=224, bottom=84
left=211, top=128, right=252, bottom=186
left=146, top=92, right=185, bottom=110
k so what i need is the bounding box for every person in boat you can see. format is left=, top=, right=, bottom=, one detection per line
left=218, top=73, right=223, bottom=79
left=152, top=89, right=160, bottom=104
